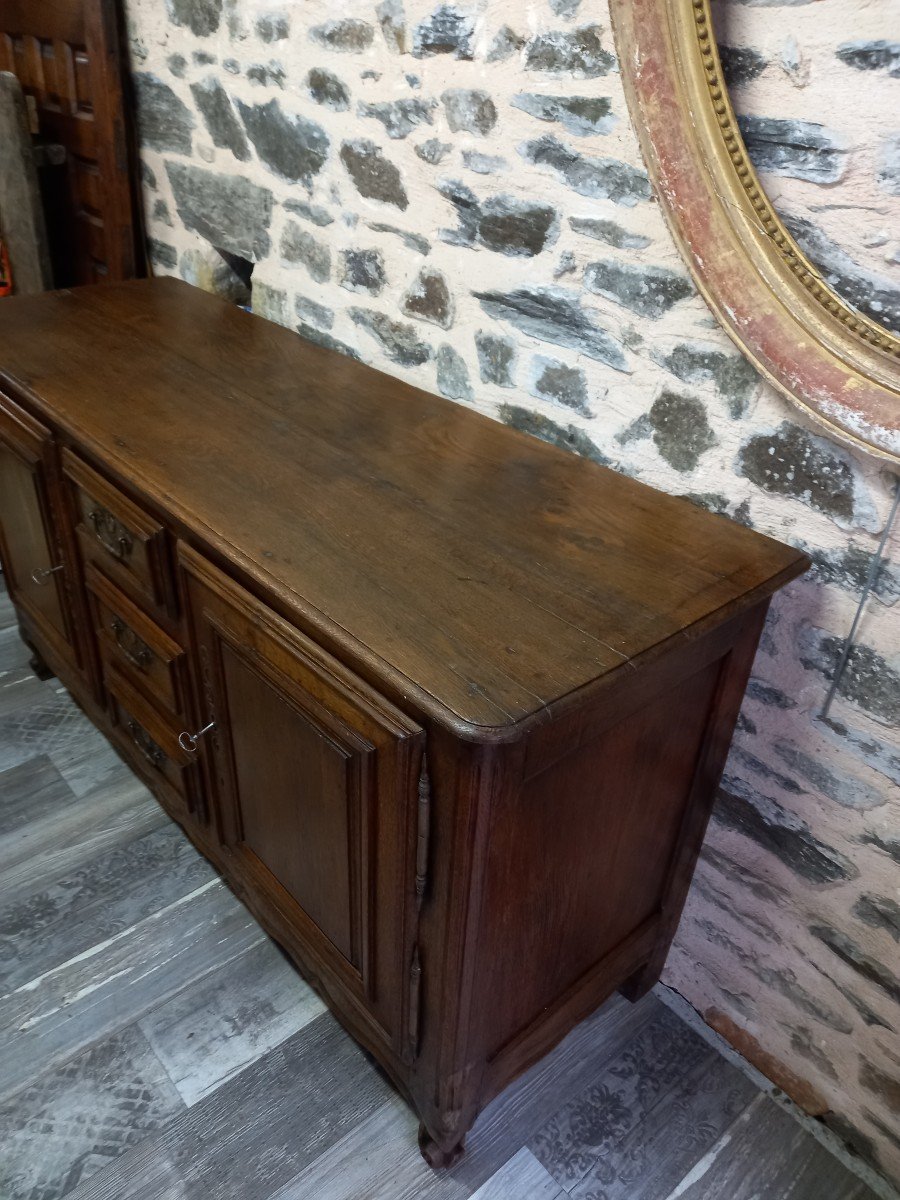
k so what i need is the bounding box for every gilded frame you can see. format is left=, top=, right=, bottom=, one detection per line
left=608, top=0, right=900, bottom=462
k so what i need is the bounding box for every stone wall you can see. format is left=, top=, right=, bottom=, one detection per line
left=715, top=0, right=900, bottom=334
left=122, top=0, right=900, bottom=1183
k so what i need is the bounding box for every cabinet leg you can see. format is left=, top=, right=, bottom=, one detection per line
left=21, top=630, right=54, bottom=681
left=418, top=1122, right=465, bottom=1169
left=619, top=956, right=662, bottom=1003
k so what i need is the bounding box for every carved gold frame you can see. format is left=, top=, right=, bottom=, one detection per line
left=609, top=0, right=900, bottom=462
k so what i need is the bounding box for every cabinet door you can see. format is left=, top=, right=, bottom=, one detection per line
left=179, top=544, right=424, bottom=1052
left=0, top=393, right=77, bottom=672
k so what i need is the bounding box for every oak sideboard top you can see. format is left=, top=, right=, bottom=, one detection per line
left=0, top=278, right=808, bottom=735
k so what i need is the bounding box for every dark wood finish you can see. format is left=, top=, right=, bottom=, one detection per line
left=0, top=278, right=810, bottom=1164
left=0, top=0, right=143, bottom=285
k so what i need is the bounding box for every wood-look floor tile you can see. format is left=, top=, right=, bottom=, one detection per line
left=0, top=771, right=164, bottom=909
left=65, top=1012, right=395, bottom=1200
left=0, top=879, right=263, bottom=1102
left=664, top=1094, right=880, bottom=1200
left=0, top=686, right=115, bottom=794
left=270, top=1093, right=469, bottom=1200
left=140, top=937, right=326, bottom=1106
left=469, top=1148, right=565, bottom=1200
left=0, top=1022, right=185, bottom=1200
left=568, top=1044, right=757, bottom=1200
left=0, top=753, right=74, bottom=835
left=0, top=822, right=218, bottom=993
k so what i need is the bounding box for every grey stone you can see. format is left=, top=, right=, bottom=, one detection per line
left=859, top=1063, right=900, bottom=1116
left=284, top=199, right=334, bottom=227
left=152, top=199, right=173, bottom=227
left=406, top=73, right=421, bottom=88
left=814, top=962, right=895, bottom=1031
left=584, top=259, right=692, bottom=319
left=784, top=214, right=900, bottom=333
left=340, top=139, right=408, bottom=209
left=521, top=135, right=651, bottom=205
left=854, top=894, right=900, bottom=943
left=554, top=251, right=577, bottom=279
left=133, top=74, right=194, bottom=155
left=818, top=718, right=900, bottom=787
left=530, top=356, right=590, bottom=416
left=166, top=162, right=273, bottom=261
left=878, top=134, right=900, bottom=197
left=294, top=295, right=334, bottom=330
left=402, top=267, right=453, bottom=328
left=719, top=45, right=768, bottom=88
left=499, top=404, right=612, bottom=465
left=377, top=0, right=406, bottom=53
left=475, top=285, right=629, bottom=371
left=475, top=332, right=516, bottom=387
left=487, top=25, right=526, bottom=63
left=167, top=53, right=187, bottom=79
left=246, top=62, right=285, bottom=89
left=296, top=322, right=361, bottom=360
left=167, top=0, right=222, bottom=37
left=645, top=391, right=715, bottom=471
left=368, top=221, right=430, bottom=254
left=441, top=89, right=497, bottom=136
left=280, top=222, right=330, bottom=283
left=700, top=845, right=790, bottom=907
left=801, top=631, right=900, bottom=726
left=223, top=58, right=240, bottom=75
left=237, top=99, right=329, bottom=185
left=738, top=422, right=858, bottom=524
left=415, top=138, right=452, bottom=165
left=252, top=282, right=287, bottom=324
left=712, top=787, right=859, bottom=884
left=773, top=742, right=885, bottom=811
left=737, top=115, right=847, bottom=183
left=358, top=98, right=436, bottom=139
left=307, top=69, right=350, bottom=112
left=810, top=924, right=900, bottom=1006
left=549, top=0, right=581, bottom=15
left=147, top=239, right=177, bottom=269
left=524, top=25, right=616, bottom=77
left=462, top=151, right=506, bottom=175
left=569, top=216, right=650, bottom=249
left=255, top=14, right=289, bottom=42
left=413, top=6, right=474, bottom=59
left=349, top=308, right=431, bottom=365
left=190, top=78, right=249, bottom=161
left=512, top=92, right=615, bottom=137
left=859, top=831, right=900, bottom=865
left=310, top=19, right=374, bottom=52
left=808, top=544, right=900, bottom=604
left=141, top=162, right=157, bottom=190
left=727, top=746, right=805, bottom=797
left=751, top=965, right=852, bottom=1034
left=836, top=40, right=900, bottom=77
left=436, top=345, right=473, bottom=401
left=655, top=343, right=759, bottom=417
left=745, top=679, right=796, bottom=709
left=439, top=181, right=558, bottom=257
left=340, top=248, right=386, bottom=296
left=360, top=69, right=381, bottom=81
left=179, top=247, right=251, bottom=304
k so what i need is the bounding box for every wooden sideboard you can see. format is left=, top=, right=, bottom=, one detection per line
left=0, top=278, right=809, bottom=1165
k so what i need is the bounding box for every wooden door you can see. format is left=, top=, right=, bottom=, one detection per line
left=179, top=543, right=424, bottom=1053
left=0, top=391, right=76, bottom=672
left=0, top=0, right=142, bottom=285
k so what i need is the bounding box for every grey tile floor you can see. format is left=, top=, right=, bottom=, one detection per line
left=0, top=581, right=884, bottom=1200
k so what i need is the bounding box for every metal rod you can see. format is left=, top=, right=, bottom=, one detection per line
left=821, top=475, right=900, bottom=719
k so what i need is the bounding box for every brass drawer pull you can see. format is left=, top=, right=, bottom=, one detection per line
left=127, top=719, right=165, bottom=769
left=88, top=506, right=134, bottom=562
left=179, top=720, right=215, bottom=753
left=31, top=563, right=64, bottom=585
left=110, top=616, right=154, bottom=671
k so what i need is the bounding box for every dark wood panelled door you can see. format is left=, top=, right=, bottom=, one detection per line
left=0, top=391, right=76, bottom=672
left=179, top=543, right=424, bottom=1051
left=0, top=0, right=142, bottom=284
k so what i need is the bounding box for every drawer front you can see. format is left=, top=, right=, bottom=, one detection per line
left=105, top=666, right=200, bottom=821
left=63, top=449, right=174, bottom=617
left=87, top=564, right=186, bottom=717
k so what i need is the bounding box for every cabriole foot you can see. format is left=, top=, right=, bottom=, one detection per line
left=418, top=1123, right=465, bottom=1169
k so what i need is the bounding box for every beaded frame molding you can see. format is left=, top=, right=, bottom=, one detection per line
left=609, top=0, right=900, bottom=462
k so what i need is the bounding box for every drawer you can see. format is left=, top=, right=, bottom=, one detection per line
left=63, top=448, right=175, bottom=618
left=87, top=564, right=187, bottom=717
left=105, top=666, right=202, bottom=822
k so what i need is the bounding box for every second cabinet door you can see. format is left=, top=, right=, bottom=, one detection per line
left=179, top=543, right=424, bottom=1053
